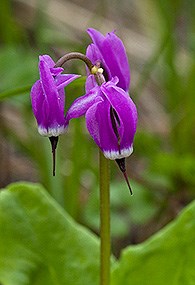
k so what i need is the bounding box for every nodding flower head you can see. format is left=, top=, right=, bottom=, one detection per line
left=65, top=75, right=137, bottom=193
left=66, top=27, right=137, bottom=192
left=30, top=55, right=79, bottom=137
left=30, top=54, right=80, bottom=176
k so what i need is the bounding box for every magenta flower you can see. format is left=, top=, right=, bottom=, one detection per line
left=65, top=29, right=137, bottom=161
left=65, top=29, right=137, bottom=192
left=66, top=77, right=137, bottom=160
left=86, top=28, right=130, bottom=92
left=30, top=55, right=79, bottom=137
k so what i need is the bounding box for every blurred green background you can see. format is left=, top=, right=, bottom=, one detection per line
left=0, top=0, right=195, bottom=256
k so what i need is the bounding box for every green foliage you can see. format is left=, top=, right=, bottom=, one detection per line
left=0, top=182, right=100, bottom=285
left=111, top=200, right=195, bottom=285
left=0, top=183, right=195, bottom=285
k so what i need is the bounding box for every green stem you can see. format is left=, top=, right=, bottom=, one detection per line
left=99, top=150, right=110, bottom=285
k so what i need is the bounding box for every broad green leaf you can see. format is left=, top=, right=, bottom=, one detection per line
left=111, top=200, right=195, bottom=285
left=0, top=182, right=100, bottom=285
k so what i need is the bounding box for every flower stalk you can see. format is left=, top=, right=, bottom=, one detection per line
left=99, top=150, right=110, bottom=285
left=54, top=52, right=94, bottom=71
left=93, top=65, right=111, bottom=285
left=90, top=65, right=111, bottom=285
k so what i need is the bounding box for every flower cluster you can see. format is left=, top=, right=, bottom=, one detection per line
left=30, top=28, right=137, bottom=190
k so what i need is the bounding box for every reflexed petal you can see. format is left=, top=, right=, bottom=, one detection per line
left=55, top=74, right=80, bottom=90
left=86, top=44, right=102, bottom=66
left=102, top=32, right=130, bottom=91
left=85, top=83, right=137, bottom=159
left=85, top=100, right=105, bottom=148
left=87, top=28, right=130, bottom=91
left=40, top=55, right=64, bottom=76
left=87, top=28, right=105, bottom=48
left=39, top=59, right=67, bottom=120
left=30, top=80, right=65, bottom=136
left=40, top=55, right=55, bottom=68
left=108, top=76, right=119, bottom=85
left=85, top=74, right=97, bottom=93
left=50, top=67, right=64, bottom=76
left=57, top=88, right=65, bottom=114
left=39, top=59, right=59, bottom=106
left=39, top=60, right=65, bottom=129
left=101, top=83, right=137, bottom=148
left=55, top=75, right=80, bottom=115
left=30, top=80, right=45, bottom=124
left=86, top=43, right=111, bottom=83
left=66, top=86, right=102, bottom=121
left=86, top=99, right=127, bottom=159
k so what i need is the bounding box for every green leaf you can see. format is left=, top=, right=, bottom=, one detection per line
left=111, top=200, right=195, bottom=285
left=0, top=182, right=100, bottom=285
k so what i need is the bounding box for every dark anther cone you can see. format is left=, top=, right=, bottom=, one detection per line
left=49, top=136, right=59, bottom=176
left=115, top=158, right=133, bottom=195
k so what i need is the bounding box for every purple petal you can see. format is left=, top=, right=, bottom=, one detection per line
left=55, top=74, right=80, bottom=117
left=39, top=55, right=55, bottom=68
left=30, top=80, right=45, bottom=123
left=86, top=99, right=126, bottom=159
left=87, top=28, right=130, bottom=91
left=55, top=74, right=80, bottom=90
left=101, top=82, right=137, bottom=133
left=86, top=43, right=111, bottom=83
left=108, top=76, right=119, bottom=85
left=101, top=84, right=137, bottom=156
left=31, top=55, right=80, bottom=137
left=87, top=28, right=105, bottom=48
left=86, top=43, right=102, bottom=65
left=56, top=86, right=65, bottom=114
left=85, top=74, right=97, bottom=93
left=50, top=67, right=64, bottom=76
left=39, top=59, right=59, bottom=106
left=103, top=32, right=130, bottom=91
left=35, top=60, right=65, bottom=135
left=30, top=80, right=64, bottom=136
left=86, top=83, right=137, bottom=159
left=40, top=55, right=64, bottom=76
left=66, top=86, right=102, bottom=122
left=85, top=100, right=103, bottom=146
